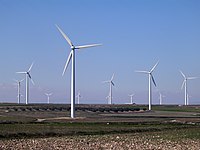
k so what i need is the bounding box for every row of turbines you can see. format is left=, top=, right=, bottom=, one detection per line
left=12, top=25, right=199, bottom=118
left=14, top=65, right=53, bottom=105
left=55, top=25, right=199, bottom=118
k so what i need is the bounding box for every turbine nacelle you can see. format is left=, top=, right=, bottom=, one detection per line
left=103, top=73, right=115, bottom=86
left=129, top=94, right=134, bottom=97
left=71, top=45, right=75, bottom=50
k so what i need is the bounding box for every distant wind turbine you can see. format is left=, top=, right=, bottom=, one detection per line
left=45, top=93, right=53, bottom=104
left=16, top=62, right=35, bottom=105
left=135, top=61, right=159, bottom=110
left=13, top=78, right=24, bottom=104
left=128, top=93, right=135, bottom=104
left=159, top=92, right=165, bottom=105
left=180, top=70, right=198, bottom=106
left=76, top=91, right=81, bottom=104
left=56, top=25, right=101, bottom=118
left=103, top=74, right=115, bottom=104
left=106, top=95, right=110, bottom=102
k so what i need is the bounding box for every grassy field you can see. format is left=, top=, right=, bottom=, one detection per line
left=0, top=104, right=200, bottom=140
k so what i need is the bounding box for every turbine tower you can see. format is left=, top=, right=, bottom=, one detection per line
left=187, top=94, right=192, bottom=105
left=14, top=79, right=24, bottom=104
left=56, top=25, right=101, bottom=118
left=159, top=92, right=165, bottom=105
left=16, top=62, right=34, bottom=105
left=180, top=70, right=198, bottom=106
left=135, top=61, right=159, bottom=110
left=76, top=91, right=81, bottom=104
left=128, top=93, right=134, bottom=104
left=45, top=93, right=52, bottom=104
left=103, top=74, right=115, bottom=104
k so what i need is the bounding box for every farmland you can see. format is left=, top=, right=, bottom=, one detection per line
left=0, top=104, right=200, bottom=149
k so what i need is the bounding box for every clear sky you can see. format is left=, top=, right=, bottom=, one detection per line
left=0, top=0, right=200, bottom=105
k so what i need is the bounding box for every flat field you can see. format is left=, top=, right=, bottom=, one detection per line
left=0, top=104, right=200, bottom=149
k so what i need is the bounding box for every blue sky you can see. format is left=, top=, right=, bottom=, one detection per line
left=0, top=0, right=200, bottom=104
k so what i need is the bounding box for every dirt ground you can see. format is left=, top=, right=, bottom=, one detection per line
left=0, top=134, right=200, bottom=150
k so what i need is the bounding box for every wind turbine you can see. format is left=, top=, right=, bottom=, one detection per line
left=56, top=25, right=101, bottom=118
left=13, top=78, right=24, bottom=104
left=128, top=93, right=135, bottom=104
left=16, top=62, right=34, bottom=105
left=103, top=74, right=115, bottom=104
left=159, top=92, right=165, bottom=105
left=45, top=93, right=53, bottom=104
left=76, top=91, right=81, bottom=104
left=135, top=61, right=159, bottom=110
left=106, top=95, right=110, bottom=102
left=180, top=70, right=198, bottom=106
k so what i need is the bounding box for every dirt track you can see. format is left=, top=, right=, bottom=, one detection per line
left=0, top=134, right=200, bottom=150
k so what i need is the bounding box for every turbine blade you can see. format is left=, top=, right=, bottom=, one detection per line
left=55, top=24, right=73, bottom=47
left=181, top=80, right=186, bottom=90
left=31, top=78, right=35, bottom=85
left=62, top=51, right=72, bottom=76
left=150, top=61, right=159, bottom=73
left=111, top=73, right=115, bottom=81
left=179, top=70, right=186, bottom=78
left=135, top=70, right=149, bottom=74
left=76, top=44, right=102, bottom=49
left=27, top=72, right=32, bottom=79
left=102, top=80, right=110, bottom=84
left=187, top=77, right=199, bottom=80
left=28, top=62, right=34, bottom=72
left=151, top=75, right=157, bottom=87
left=111, top=81, right=115, bottom=86
left=13, top=79, right=18, bottom=82
left=20, top=78, right=25, bottom=82
left=16, top=72, right=26, bottom=74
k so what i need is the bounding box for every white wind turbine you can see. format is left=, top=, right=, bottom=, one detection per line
left=159, top=92, right=165, bottom=105
left=76, top=91, right=81, bottom=104
left=106, top=95, right=110, bottom=102
left=103, top=74, right=115, bottom=104
left=128, top=94, right=135, bottom=104
left=180, top=70, right=198, bottom=106
left=45, top=93, right=53, bottom=104
left=135, top=61, right=159, bottom=110
left=56, top=25, right=101, bottom=118
left=16, top=62, right=35, bottom=105
left=14, top=78, right=24, bottom=104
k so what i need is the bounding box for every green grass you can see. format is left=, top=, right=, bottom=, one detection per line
left=152, top=105, right=200, bottom=113
left=0, top=122, right=198, bottom=139
left=0, top=104, right=200, bottom=140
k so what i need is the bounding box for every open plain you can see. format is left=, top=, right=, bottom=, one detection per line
left=0, top=104, right=200, bottom=149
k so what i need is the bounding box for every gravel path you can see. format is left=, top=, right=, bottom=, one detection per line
left=0, top=134, right=200, bottom=150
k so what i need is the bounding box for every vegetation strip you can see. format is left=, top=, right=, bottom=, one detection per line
left=0, top=122, right=198, bottom=139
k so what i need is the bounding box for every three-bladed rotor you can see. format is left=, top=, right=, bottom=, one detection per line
left=135, top=61, right=159, bottom=87
left=55, top=25, right=102, bottom=76
left=180, top=70, right=198, bottom=89
left=16, top=62, right=35, bottom=85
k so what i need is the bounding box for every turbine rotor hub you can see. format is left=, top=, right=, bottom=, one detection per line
left=71, top=45, right=75, bottom=50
